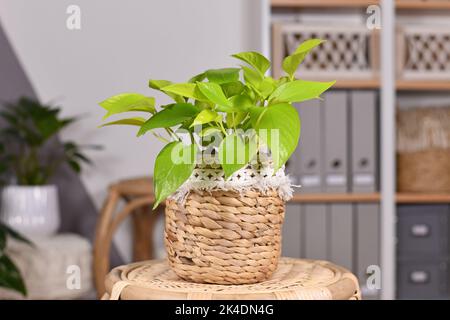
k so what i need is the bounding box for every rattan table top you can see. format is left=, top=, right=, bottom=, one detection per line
left=103, top=257, right=361, bottom=300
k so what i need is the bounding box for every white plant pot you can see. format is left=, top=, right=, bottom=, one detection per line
left=0, top=185, right=60, bottom=237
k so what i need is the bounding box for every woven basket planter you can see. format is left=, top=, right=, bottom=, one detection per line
left=164, top=161, right=291, bottom=285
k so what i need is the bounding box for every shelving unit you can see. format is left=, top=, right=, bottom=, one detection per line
left=271, top=0, right=379, bottom=8
left=396, top=80, right=450, bottom=91
left=267, top=0, right=450, bottom=300
left=293, top=78, right=450, bottom=92
left=291, top=193, right=450, bottom=204
left=396, top=0, right=450, bottom=10
left=317, top=79, right=380, bottom=89
left=291, top=193, right=381, bottom=203
left=396, top=193, right=450, bottom=204
left=272, top=0, right=450, bottom=10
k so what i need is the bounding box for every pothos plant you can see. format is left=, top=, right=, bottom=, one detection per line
left=99, top=39, right=335, bottom=208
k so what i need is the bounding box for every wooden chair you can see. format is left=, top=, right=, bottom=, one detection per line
left=93, top=177, right=162, bottom=298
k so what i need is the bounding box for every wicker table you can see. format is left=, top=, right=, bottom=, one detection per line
left=103, top=257, right=361, bottom=300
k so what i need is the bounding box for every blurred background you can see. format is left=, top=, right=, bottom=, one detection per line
left=1, top=0, right=450, bottom=300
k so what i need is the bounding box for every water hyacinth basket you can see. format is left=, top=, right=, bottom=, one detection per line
left=164, top=160, right=293, bottom=285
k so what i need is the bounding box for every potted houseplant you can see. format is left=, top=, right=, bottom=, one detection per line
left=0, top=97, right=94, bottom=237
left=99, top=39, right=334, bottom=284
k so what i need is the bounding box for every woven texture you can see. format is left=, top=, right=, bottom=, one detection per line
left=397, top=107, right=450, bottom=193
left=401, top=25, right=450, bottom=80
left=281, top=24, right=374, bottom=78
left=103, top=258, right=361, bottom=300
left=165, top=189, right=285, bottom=285
left=170, top=158, right=293, bottom=203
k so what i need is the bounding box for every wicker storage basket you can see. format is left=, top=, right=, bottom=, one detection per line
left=397, top=24, right=450, bottom=80
left=397, top=107, right=450, bottom=193
left=164, top=161, right=291, bottom=285
left=272, top=23, right=379, bottom=80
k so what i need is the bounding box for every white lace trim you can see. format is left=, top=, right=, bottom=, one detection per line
left=170, top=161, right=294, bottom=204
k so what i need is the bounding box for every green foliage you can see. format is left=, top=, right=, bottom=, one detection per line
left=282, top=39, right=325, bottom=79
left=269, top=79, right=335, bottom=104
left=153, top=142, right=197, bottom=208
left=251, top=103, right=301, bottom=171
left=99, top=93, right=155, bottom=119
left=99, top=39, right=335, bottom=207
left=0, top=223, right=32, bottom=296
left=231, top=51, right=270, bottom=76
left=205, top=68, right=240, bottom=84
left=0, top=97, right=96, bottom=185
left=138, top=103, right=200, bottom=136
left=219, top=133, right=257, bottom=179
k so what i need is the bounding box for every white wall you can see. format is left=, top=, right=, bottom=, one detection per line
left=0, top=0, right=268, bottom=260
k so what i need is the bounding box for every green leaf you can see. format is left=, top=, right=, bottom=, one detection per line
left=282, top=39, right=325, bottom=79
left=149, top=80, right=184, bottom=103
left=0, top=224, right=32, bottom=246
left=218, top=133, right=257, bottom=178
left=190, top=109, right=222, bottom=127
left=242, top=66, right=264, bottom=88
left=248, top=106, right=267, bottom=127
left=251, top=103, right=300, bottom=171
left=226, top=112, right=247, bottom=128
left=199, top=127, right=222, bottom=137
left=259, top=77, right=277, bottom=99
left=68, top=160, right=81, bottom=173
left=138, top=103, right=200, bottom=136
left=188, top=72, right=206, bottom=83
left=161, top=83, right=208, bottom=101
left=100, top=117, right=146, bottom=127
left=0, top=229, right=5, bottom=251
left=205, top=68, right=240, bottom=84
left=232, top=51, right=270, bottom=76
left=269, top=80, right=335, bottom=104
left=221, top=81, right=244, bottom=97
left=294, top=38, right=326, bottom=55
left=197, top=82, right=232, bottom=108
left=229, top=94, right=253, bottom=111
left=73, top=152, right=92, bottom=164
left=0, top=254, right=27, bottom=296
left=148, top=79, right=171, bottom=90
left=153, top=142, right=197, bottom=208
left=99, top=93, right=155, bottom=120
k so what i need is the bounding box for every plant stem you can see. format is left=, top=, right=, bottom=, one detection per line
left=165, top=128, right=181, bottom=141
left=216, top=121, right=227, bottom=136
left=151, top=131, right=170, bottom=144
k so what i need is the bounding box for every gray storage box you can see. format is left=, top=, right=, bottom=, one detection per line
left=397, top=259, right=449, bottom=300
left=397, top=205, right=450, bottom=259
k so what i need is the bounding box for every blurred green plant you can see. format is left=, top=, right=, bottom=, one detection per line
left=99, top=39, right=335, bottom=208
left=0, top=97, right=97, bottom=185
left=0, top=223, right=32, bottom=296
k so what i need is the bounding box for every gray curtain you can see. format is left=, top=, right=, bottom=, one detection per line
left=0, top=21, right=123, bottom=267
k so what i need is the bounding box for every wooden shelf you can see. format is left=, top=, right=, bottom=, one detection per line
left=272, top=0, right=450, bottom=9
left=289, top=193, right=450, bottom=204
left=285, top=79, right=450, bottom=91
left=297, top=77, right=380, bottom=89
left=396, top=80, right=450, bottom=91
left=284, top=79, right=450, bottom=91
left=334, top=79, right=380, bottom=89
left=396, top=193, right=450, bottom=203
left=396, top=0, right=450, bottom=10
left=291, top=193, right=381, bottom=203
left=271, top=0, right=379, bottom=8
